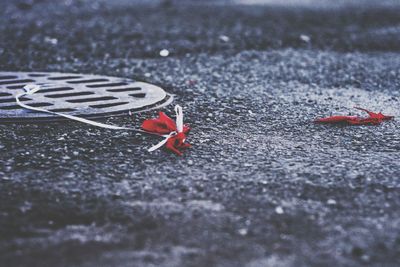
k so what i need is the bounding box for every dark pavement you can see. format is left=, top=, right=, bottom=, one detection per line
left=0, top=0, right=400, bottom=266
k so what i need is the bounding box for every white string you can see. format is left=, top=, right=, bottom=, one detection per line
left=16, top=84, right=143, bottom=131
left=147, top=131, right=176, bottom=152
left=175, top=105, right=183, bottom=133
left=16, top=84, right=182, bottom=152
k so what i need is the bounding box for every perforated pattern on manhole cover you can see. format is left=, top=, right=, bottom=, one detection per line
left=0, top=72, right=172, bottom=122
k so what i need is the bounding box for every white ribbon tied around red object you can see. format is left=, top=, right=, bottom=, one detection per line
left=16, top=84, right=184, bottom=152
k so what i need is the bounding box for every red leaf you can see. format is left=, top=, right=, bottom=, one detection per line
left=315, top=107, right=394, bottom=126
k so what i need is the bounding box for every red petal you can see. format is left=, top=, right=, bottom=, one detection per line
left=141, top=112, right=177, bottom=134
left=354, top=107, right=394, bottom=121
left=164, top=132, right=191, bottom=156
left=315, top=115, right=358, bottom=124
left=158, top=112, right=178, bottom=131
left=183, top=124, right=191, bottom=134
left=315, top=107, right=394, bottom=126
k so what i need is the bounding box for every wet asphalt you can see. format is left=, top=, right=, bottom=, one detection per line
left=0, top=0, right=400, bottom=266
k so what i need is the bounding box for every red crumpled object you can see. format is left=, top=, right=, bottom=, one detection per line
left=315, top=107, right=394, bottom=125
left=142, top=111, right=191, bottom=156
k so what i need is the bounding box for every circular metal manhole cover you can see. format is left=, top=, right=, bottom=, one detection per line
left=0, top=72, right=172, bottom=122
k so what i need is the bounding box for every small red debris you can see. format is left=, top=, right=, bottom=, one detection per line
left=315, top=107, right=394, bottom=125
left=142, top=106, right=191, bottom=156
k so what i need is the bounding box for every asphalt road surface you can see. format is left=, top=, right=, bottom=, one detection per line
left=0, top=0, right=400, bottom=266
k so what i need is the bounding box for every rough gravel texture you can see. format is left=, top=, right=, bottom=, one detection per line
left=1, top=0, right=400, bottom=267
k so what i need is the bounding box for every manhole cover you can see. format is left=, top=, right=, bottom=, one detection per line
left=0, top=71, right=172, bottom=122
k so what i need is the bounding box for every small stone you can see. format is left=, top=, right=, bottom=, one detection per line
left=160, top=49, right=170, bottom=57
left=361, top=254, right=370, bottom=262
left=219, top=35, right=230, bottom=42
left=44, top=37, right=58, bottom=45
left=238, top=228, right=248, bottom=236
left=65, top=172, right=75, bottom=178
left=212, top=72, right=222, bottom=79
left=275, top=206, right=284, bottom=214
left=72, top=151, right=79, bottom=156
left=19, top=201, right=32, bottom=213
left=300, top=34, right=311, bottom=43
left=327, top=199, right=337, bottom=205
